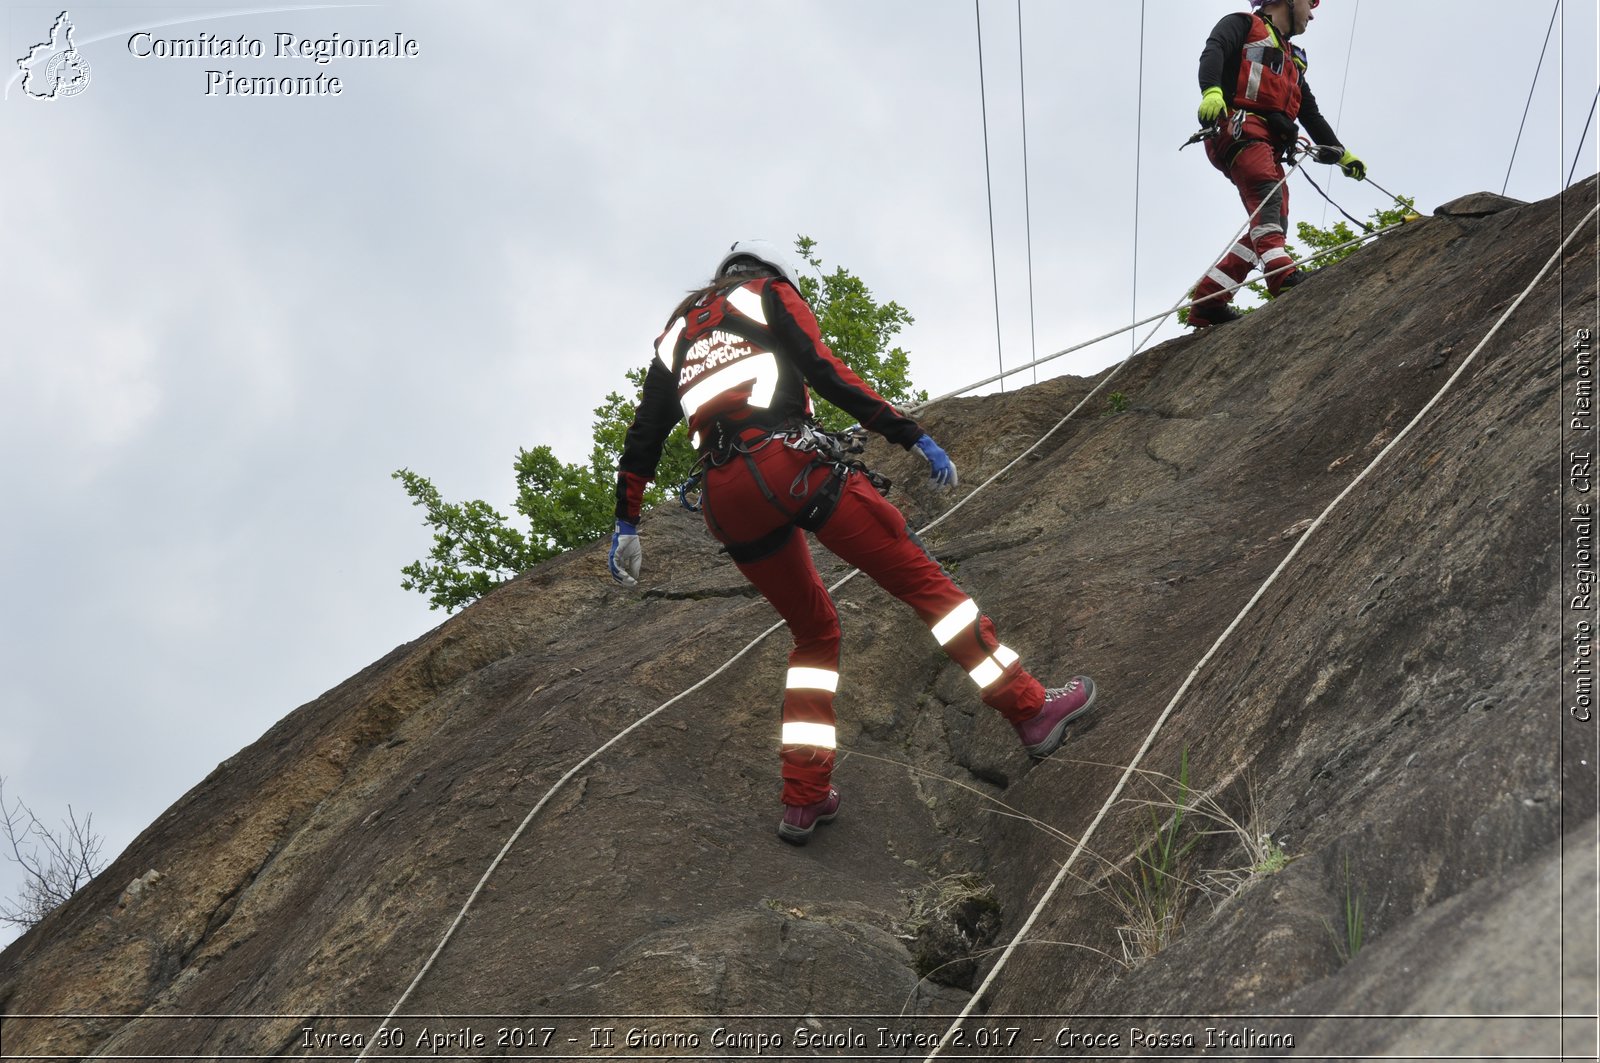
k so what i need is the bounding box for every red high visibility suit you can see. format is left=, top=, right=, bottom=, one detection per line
left=616, top=275, right=1046, bottom=806
left=1192, top=10, right=1344, bottom=308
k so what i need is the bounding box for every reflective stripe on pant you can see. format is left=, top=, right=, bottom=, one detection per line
left=702, top=440, right=1045, bottom=807
left=1193, top=137, right=1296, bottom=306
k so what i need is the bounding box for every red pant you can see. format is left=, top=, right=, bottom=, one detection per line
left=1193, top=136, right=1297, bottom=307
left=701, top=437, right=1045, bottom=806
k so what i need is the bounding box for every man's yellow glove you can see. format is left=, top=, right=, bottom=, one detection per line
left=1198, top=86, right=1228, bottom=123
left=1339, top=149, right=1366, bottom=180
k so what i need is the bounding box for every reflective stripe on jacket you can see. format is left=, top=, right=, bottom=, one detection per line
left=614, top=277, right=922, bottom=523
left=1232, top=13, right=1302, bottom=120
left=656, top=279, right=799, bottom=451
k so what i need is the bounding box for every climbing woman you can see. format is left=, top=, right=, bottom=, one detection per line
left=608, top=240, right=1098, bottom=845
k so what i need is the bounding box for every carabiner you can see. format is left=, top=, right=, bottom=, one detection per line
left=677, top=473, right=703, bottom=512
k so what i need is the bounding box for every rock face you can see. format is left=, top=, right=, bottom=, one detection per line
left=2, top=177, right=1596, bottom=1061
left=1435, top=191, right=1526, bottom=217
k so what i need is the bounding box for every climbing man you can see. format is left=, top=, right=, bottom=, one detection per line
left=1188, top=0, right=1366, bottom=327
left=608, top=240, right=1098, bottom=846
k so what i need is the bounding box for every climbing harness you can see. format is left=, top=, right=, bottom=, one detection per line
left=696, top=422, right=891, bottom=564
left=1187, top=124, right=1417, bottom=235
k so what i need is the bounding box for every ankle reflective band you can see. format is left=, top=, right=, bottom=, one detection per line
left=786, top=667, right=839, bottom=692
left=969, top=645, right=1020, bottom=690
left=781, top=721, right=837, bottom=748
left=930, top=599, right=980, bottom=645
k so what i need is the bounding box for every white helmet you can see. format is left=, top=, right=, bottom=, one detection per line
left=716, top=239, right=803, bottom=289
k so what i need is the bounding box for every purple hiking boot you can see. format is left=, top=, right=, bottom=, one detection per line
left=778, top=787, right=840, bottom=846
left=1014, top=677, right=1098, bottom=759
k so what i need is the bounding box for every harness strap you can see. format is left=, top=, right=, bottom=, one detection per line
left=741, top=450, right=796, bottom=521
left=706, top=428, right=877, bottom=563
left=724, top=523, right=796, bottom=564
left=1225, top=107, right=1301, bottom=164
left=793, top=466, right=848, bottom=532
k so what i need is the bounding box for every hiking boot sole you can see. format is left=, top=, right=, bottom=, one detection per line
left=777, top=808, right=838, bottom=846
left=1025, top=680, right=1100, bottom=759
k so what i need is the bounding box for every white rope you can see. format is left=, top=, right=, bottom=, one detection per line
left=911, top=167, right=1433, bottom=411
left=354, top=613, right=788, bottom=1058
left=913, top=208, right=1401, bottom=418
left=922, top=201, right=1600, bottom=1061
left=357, top=157, right=1406, bottom=1045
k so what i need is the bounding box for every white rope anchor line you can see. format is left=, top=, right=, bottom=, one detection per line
left=918, top=212, right=1401, bottom=416
left=921, top=201, right=1600, bottom=1062
left=914, top=199, right=1418, bottom=409
left=352, top=611, right=791, bottom=1059
left=915, top=159, right=1298, bottom=410
left=356, top=161, right=1384, bottom=1049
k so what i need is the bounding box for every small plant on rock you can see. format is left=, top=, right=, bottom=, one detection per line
left=1095, top=758, right=1299, bottom=964
left=1324, top=853, right=1365, bottom=964
left=1108, top=750, right=1201, bottom=962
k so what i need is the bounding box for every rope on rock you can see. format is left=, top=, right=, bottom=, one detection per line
left=917, top=216, right=1411, bottom=408
left=921, top=200, right=1600, bottom=1062
left=355, top=157, right=1418, bottom=1050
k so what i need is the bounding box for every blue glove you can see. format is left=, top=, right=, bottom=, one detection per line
left=914, top=434, right=959, bottom=488
left=609, top=520, right=641, bottom=587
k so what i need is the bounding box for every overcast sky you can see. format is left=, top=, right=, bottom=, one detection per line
left=1, top=1, right=1595, bottom=945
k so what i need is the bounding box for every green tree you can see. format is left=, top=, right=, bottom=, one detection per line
left=396, top=237, right=925, bottom=612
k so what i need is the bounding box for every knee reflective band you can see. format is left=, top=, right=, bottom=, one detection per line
left=781, top=721, right=838, bottom=748
left=786, top=667, right=839, bottom=692
left=931, top=599, right=980, bottom=645
left=929, top=599, right=1021, bottom=691
left=969, top=645, right=1020, bottom=690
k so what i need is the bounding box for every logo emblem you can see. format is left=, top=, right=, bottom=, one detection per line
left=17, top=11, right=91, bottom=100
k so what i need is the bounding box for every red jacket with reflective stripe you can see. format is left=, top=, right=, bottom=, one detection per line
left=614, top=277, right=922, bottom=523
left=1232, top=13, right=1301, bottom=118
